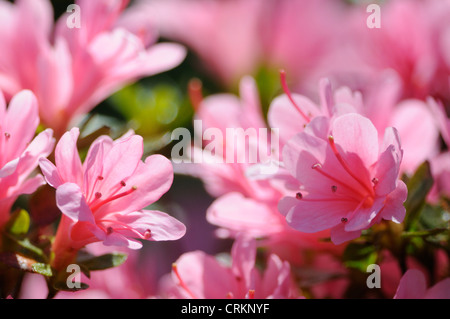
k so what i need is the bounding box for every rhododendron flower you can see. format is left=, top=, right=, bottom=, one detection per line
left=394, top=269, right=450, bottom=299
left=162, top=236, right=301, bottom=299
left=0, top=0, right=186, bottom=136
left=0, top=90, right=54, bottom=228
left=39, top=127, right=186, bottom=270
left=279, top=113, right=408, bottom=244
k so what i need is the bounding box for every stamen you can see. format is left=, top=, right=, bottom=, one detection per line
left=95, top=192, right=102, bottom=199
left=226, top=292, right=234, bottom=299
left=90, top=186, right=138, bottom=212
left=331, top=185, right=338, bottom=193
left=4, top=132, right=10, bottom=139
left=120, top=180, right=126, bottom=187
left=97, top=176, right=104, bottom=181
left=341, top=217, right=348, bottom=223
left=188, top=78, right=203, bottom=112
left=280, top=70, right=311, bottom=123
left=312, top=163, right=367, bottom=200
left=144, top=229, right=151, bottom=239
left=106, top=226, right=113, bottom=234
left=248, top=290, right=255, bottom=299
left=172, top=263, right=198, bottom=299
left=296, top=192, right=303, bottom=200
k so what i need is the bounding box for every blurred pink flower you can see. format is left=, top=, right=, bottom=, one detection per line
left=322, top=0, right=450, bottom=101
left=0, top=0, right=186, bottom=136
left=161, top=235, right=301, bottom=299
left=39, top=127, right=185, bottom=270
left=142, top=0, right=344, bottom=88
left=0, top=90, right=54, bottom=228
left=394, top=269, right=450, bottom=299
left=279, top=113, right=407, bottom=244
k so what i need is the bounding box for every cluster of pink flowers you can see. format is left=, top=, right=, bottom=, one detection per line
left=0, top=0, right=449, bottom=301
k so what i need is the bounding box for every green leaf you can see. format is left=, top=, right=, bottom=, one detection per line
left=31, top=263, right=53, bottom=277
left=0, top=252, right=51, bottom=276
left=403, top=161, right=434, bottom=231
left=6, top=209, right=30, bottom=236
left=342, top=242, right=378, bottom=272
left=77, top=252, right=127, bottom=271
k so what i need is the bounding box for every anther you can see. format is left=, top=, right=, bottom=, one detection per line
left=95, top=192, right=102, bottom=199
left=106, top=226, right=114, bottom=234
left=331, top=185, right=337, bottom=193
left=97, top=176, right=104, bottom=180
left=4, top=132, right=10, bottom=139
left=312, top=163, right=322, bottom=169
left=144, top=229, right=151, bottom=239
left=120, top=180, right=126, bottom=187
left=341, top=217, right=348, bottom=223
left=248, top=290, right=255, bottom=299
left=372, top=178, right=379, bottom=185
left=296, top=192, right=303, bottom=200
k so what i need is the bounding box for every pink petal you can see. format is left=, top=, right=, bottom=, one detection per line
left=55, top=128, right=83, bottom=186
left=206, top=193, right=284, bottom=236
left=96, top=154, right=173, bottom=216
left=3, top=90, right=40, bottom=160
left=394, top=269, right=427, bottom=299
left=330, top=223, right=361, bottom=245
left=331, top=113, right=379, bottom=168
left=424, top=278, right=450, bottom=299
left=56, top=182, right=95, bottom=224
left=279, top=196, right=349, bottom=233
left=39, top=158, right=63, bottom=188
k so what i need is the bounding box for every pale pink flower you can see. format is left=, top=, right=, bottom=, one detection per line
left=335, top=72, right=441, bottom=175
left=279, top=113, right=408, bottom=244
left=328, top=0, right=450, bottom=101
left=0, top=0, right=186, bottom=136
left=0, top=90, right=54, bottom=228
left=161, top=235, right=301, bottom=299
left=39, top=127, right=186, bottom=270
left=394, top=269, right=450, bottom=299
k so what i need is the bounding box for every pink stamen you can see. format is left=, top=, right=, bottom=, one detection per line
left=280, top=70, right=311, bottom=123
left=90, top=186, right=137, bottom=212
left=172, top=263, right=198, bottom=299
left=188, top=78, right=203, bottom=112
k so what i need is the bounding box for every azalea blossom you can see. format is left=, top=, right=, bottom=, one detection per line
left=175, top=77, right=340, bottom=257
left=161, top=235, right=301, bottom=299
left=0, top=90, right=54, bottom=228
left=39, top=127, right=186, bottom=270
left=279, top=113, right=407, bottom=244
left=394, top=269, right=450, bottom=299
left=0, top=0, right=186, bottom=136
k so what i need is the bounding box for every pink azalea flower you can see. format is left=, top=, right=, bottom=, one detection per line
left=39, top=127, right=186, bottom=270
left=161, top=235, right=301, bottom=299
left=177, top=77, right=339, bottom=251
left=0, top=0, right=186, bottom=136
left=394, top=269, right=450, bottom=299
left=279, top=113, right=408, bottom=244
left=0, top=90, right=54, bottom=228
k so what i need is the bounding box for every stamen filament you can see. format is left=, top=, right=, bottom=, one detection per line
left=312, top=163, right=368, bottom=201
left=280, top=70, right=311, bottom=123
left=172, top=263, right=198, bottom=299
left=90, top=186, right=137, bottom=212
